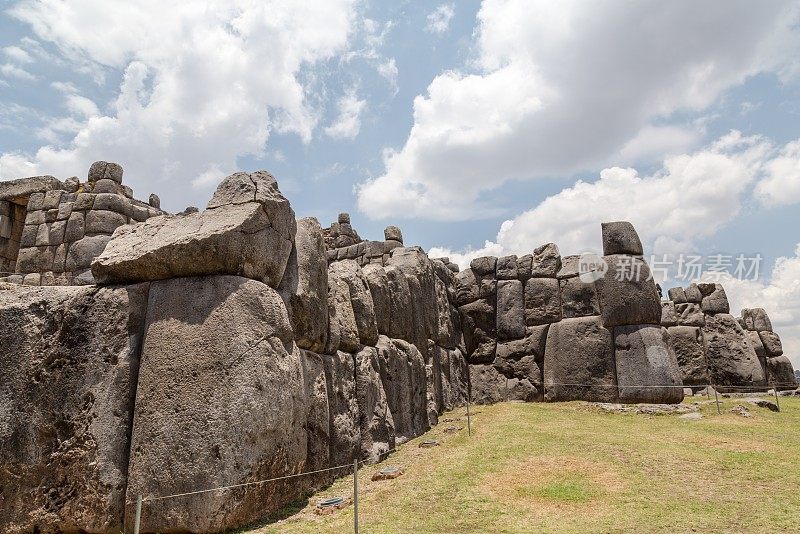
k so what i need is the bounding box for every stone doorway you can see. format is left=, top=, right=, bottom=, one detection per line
left=0, top=198, right=27, bottom=275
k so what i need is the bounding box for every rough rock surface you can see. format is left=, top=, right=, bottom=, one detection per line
left=125, top=276, right=307, bottom=533
left=700, top=283, right=729, bottom=315
left=376, top=337, right=428, bottom=442
left=595, top=255, right=661, bottom=327
left=668, top=326, right=708, bottom=386
left=767, top=355, right=798, bottom=389
left=330, top=261, right=379, bottom=346
left=300, top=350, right=333, bottom=489
left=759, top=330, right=784, bottom=357
left=326, top=273, right=360, bottom=353
left=530, top=243, right=561, bottom=277
left=470, top=363, right=542, bottom=404
left=675, top=302, right=705, bottom=327
left=278, top=217, right=328, bottom=352
left=601, top=221, right=644, bottom=255
left=496, top=279, right=525, bottom=340
left=322, top=351, right=359, bottom=469
left=355, top=346, right=395, bottom=463
left=742, top=308, right=772, bottom=332
left=93, top=172, right=296, bottom=287
left=524, top=277, right=562, bottom=325
left=702, top=313, right=765, bottom=389
left=614, top=325, right=683, bottom=404
left=559, top=277, right=600, bottom=318
left=362, top=263, right=391, bottom=335
left=0, top=284, right=147, bottom=534
left=544, top=317, right=617, bottom=402
left=459, top=298, right=497, bottom=363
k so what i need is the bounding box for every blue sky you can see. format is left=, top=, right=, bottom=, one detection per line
left=1, top=1, right=800, bottom=366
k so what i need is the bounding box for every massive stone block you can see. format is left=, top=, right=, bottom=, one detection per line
left=469, top=361, right=542, bottom=405
left=278, top=217, right=328, bottom=353
left=326, top=273, right=360, bottom=353
left=544, top=317, right=617, bottom=402
left=524, top=277, right=561, bottom=325
left=362, top=263, right=391, bottom=335
left=767, top=356, right=797, bottom=390
left=375, top=337, right=429, bottom=442
left=530, top=243, right=561, bottom=278
left=386, top=247, right=439, bottom=350
left=699, top=283, right=729, bottom=315
left=660, top=301, right=678, bottom=327
left=759, top=330, right=784, bottom=357
left=93, top=172, right=296, bottom=287
left=702, top=313, right=765, bottom=390
left=614, top=325, right=683, bottom=404
left=496, top=255, right=518, bottom=279
left=454, top=268, right=479, bottom=306
left=675, top=302, right=705, bottom=327
left=742, top=308, right=772, bottom=332
left=435, top=346, right=469, bottom=412
left=125, top=276, right=308, bottom=533
left=496, top=279, right=525, bottom=340
left=330, top=260, right=379, bottom=347
left=0, top=284, right=147, bottom=534
left=601, top=221, right=643, bottom=256
left=322, top=351, right=359, bottom=469
left=595, top=255, right=661, bottom=328
left=355, top=346, right=395, bottom=463
left=559, top=277, right=599, bottom=318
left=300, top=349, right=333, bottom=489
left=459, top=297, right=497, bottom=364
left=668, top=326, right=708, bottom=386
left=386, top=264, right=414, bottom=342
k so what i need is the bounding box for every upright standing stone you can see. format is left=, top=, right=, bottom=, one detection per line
left=544, top=316, right=617, bottom=402
left=278, top=217, right=328, bottom=353
left=601, top=221, right=644, bottom=255
left=614, top=325, right=683, bottom=404
left=496, top=279, right=525, bottom=340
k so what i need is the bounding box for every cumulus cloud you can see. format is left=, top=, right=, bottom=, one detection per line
left=426, top=4, right=455, bottom=34
left=754, top=139, right=800, bottom=206
left=324, top=90, right=367, bottom=140
left=358, top=0, right=800, bottom=220
left=1, top=0, right=358, bottom=210
left=435, top=132, right=793, bottom=266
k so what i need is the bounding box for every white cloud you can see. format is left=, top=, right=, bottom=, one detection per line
left=426, top=3, right=455, bottom=34
left=2, top=0, right=358, bottom=209
left=358, top=0, right=800, bottom=220
left=0, top=63, right=36, bottom=80
left=324, top=90, right=367, bottom=140
left=754, top=139, right=800, bottom=206
left=708, top=248, right=800, bottom=370
left=437, top=132, right=787, bottom=268
left=2, top=45, right=33, bottom=63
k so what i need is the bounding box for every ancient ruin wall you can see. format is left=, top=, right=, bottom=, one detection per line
left=0, top=164, right=795, bottom=533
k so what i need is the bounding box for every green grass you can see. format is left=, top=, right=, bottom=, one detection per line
left=245, top=396, right=800, bottom=533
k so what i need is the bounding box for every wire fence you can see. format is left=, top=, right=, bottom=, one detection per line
left=125, top=380, right=796, bottom=533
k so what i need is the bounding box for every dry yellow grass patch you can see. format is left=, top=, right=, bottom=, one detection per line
left=480, top=455, right=627, bottom=521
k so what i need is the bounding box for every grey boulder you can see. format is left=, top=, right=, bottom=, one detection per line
left=544, top=316, right=617, bottom=402
left=594, top=255, right=661, bottom=327
left=614, top=325, right=683, bottom=404
left=278, top=217, right=328, bottom=353
left=601, top=221, right=643, bottom=255
left=93, top=171, right=296, bottom=287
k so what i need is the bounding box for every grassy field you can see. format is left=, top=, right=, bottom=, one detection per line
left=243, top=396, right=800, bottom=533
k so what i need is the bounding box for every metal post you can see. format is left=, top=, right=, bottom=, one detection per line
left=713, top=387, right=721, bottom=415
left=466, top=392, right=472, bottom=437
left=773, top=385, right=781, bottom=413
left=705, top=385, right=710, bottom=401
left=353, top=458, right=359, bottom=534
left=133, top=495, right=142, bottom=534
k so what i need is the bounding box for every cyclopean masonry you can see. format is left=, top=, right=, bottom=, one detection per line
left=0, top=164, right=795, bottom=533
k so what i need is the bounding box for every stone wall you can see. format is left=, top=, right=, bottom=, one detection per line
left=0, top=162, right=164, bottom=286
left=0, top=168, right=795, bottom=533
left=663, top=286, right=798, bottom=391
left=456, top=221, right=683, bottom=405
